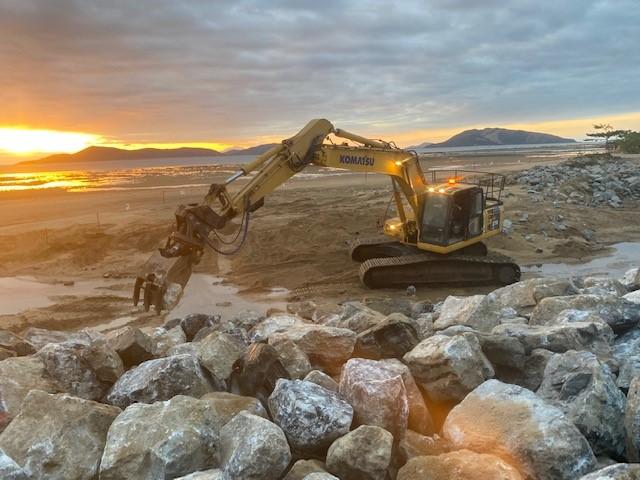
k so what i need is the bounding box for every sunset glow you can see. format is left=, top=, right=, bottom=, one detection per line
left=0, top=128, right=101, bottom=155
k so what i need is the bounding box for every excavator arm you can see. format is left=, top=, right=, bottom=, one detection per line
left=133, top=119, right=425, bottom=312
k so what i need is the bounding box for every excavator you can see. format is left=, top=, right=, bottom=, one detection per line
left=133, top=119, right=520, bottom=312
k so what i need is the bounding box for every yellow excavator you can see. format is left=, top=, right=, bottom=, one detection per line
left=133, top=119, right=520, bottom=311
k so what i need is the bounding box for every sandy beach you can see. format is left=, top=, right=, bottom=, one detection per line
left=1, top=151, right=639, bottom=333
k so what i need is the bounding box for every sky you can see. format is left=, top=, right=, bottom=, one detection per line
left=1, top=0, right=639, bottom=163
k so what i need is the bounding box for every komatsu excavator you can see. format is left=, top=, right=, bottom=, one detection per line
left=133, top=119, right=520, bottom=311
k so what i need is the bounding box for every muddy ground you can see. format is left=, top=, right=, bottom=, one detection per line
left=1, top=153, right=639, bottom=332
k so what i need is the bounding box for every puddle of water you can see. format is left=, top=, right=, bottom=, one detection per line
left=0, top=276, right=123, bottom=315
left=523, top=242, right=640, bottom=279
left=166, top=273, right=288, bottom=320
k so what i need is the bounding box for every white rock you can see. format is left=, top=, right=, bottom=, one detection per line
left=403, top=333, right=494, bottom=402
left=537, top=350, right=626, bottom=457
left=268, top=379, right=353, bottom=454
left=623, top=290, right=640, bottom=304
left=0, top=390, right=120, bottom=480
left=99, top=395, right=223, bottom=480
left=326, top=425, right=393, bottom=480
left=220, top=411, right=291, bottom=480
left=442, top=380, right=596, bottom=480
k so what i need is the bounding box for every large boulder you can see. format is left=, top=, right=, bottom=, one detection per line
left=268, top=325, right=356, bottom=374
left=532, top=279, right=580, bottom=303
left=167, top=342, right=198, bottom=357
left=196, top=331, right=246, bottom=385
left=200, top=391, right=267, bottom=423
left=579, top=463, right=640, bottom=479
left=284, top=460, right=328, bottom=480
left=325, top=302, right=385, bottom=333
left=475, top=331, right=528, bottom=371
left=362, top=296, right=416, bottom=317
left=403, top=332, right=494, bottom=403
left=397, top=450, right=523, bottom=480
left=99, top=395, right=223, bottom=480
left=229, top=343, right=290, bottom=403
left=433, top=295, right=489, bottom=331
left=0, top=448, right=28, bottom=480
left=442, top=380, right=597, bottom=480
left=616, top=355, right=640, bottom=391
left=0, top=390, right=120, bottom=480
left=378, top=359, right=434, bottom=435
left=537, top=351, right=626, bottom=457
left=625, top=377, right=640, bottom=462
left=151, top=326, right=187, bottom=356
left=491, top=321, right=614, bottom=360
left=495, top=348, right=555, bottom=392
left=412, top=313, right=435, bottom=340
left=530, top=294, right=640, bottom=332
left=613, top=329, right=640, bottom=366
left=581, top=277, right=628, bottom=297
left=354, top=313, right=419, bottom=359
left=249, top=314, right=305, bottom=342
left=220, top=411, right=291, bottom=480
left=36, top=338, right=124, bottom=401
left=0, top=356, right=59, bottom=431
left=0, top=330, right=34, bottom=356
left=228, top=309, right=265, bottom=330
left=36, top=341, right=103, bottom=400
left=620, top=267, right=640, bottom=291
left=270, top=338, right=313, bottom=379
left=19, top=327, right=82, bottom=350
left=326, top=425, right=393, bottom=480
left=106, top=353, right=216, bottom=409
left=304, top=370, right=339, bottom=392
left=180, top=313, right=220, bottom=341
left=268, top=379, right=353, bottom=454
left=339, top=358, right=433, bottom=438
left=492, top=278, right=572, bottom=312
left=624, top=291, right=640, bottom=304
left=106, top=326, right=155, bottom=368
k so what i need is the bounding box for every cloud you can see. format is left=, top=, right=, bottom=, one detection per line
left=0, top=0, right=638, bottom=145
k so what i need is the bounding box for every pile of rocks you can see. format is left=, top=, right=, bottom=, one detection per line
left=1, top=268, right=640, bottom=479
left=512, top=154, right=640, bottom=208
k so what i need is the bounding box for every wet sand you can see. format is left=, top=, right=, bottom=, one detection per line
left=1, top=152, right=639, bottom=333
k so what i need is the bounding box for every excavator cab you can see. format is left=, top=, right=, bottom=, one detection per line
left=418, top=185, right=485, bottom=246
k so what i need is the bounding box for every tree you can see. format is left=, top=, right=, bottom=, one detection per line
left=586, top=125, right=640, bottom=154
left=586, top=124, right=634, bottom=152
left=586, top=124, right=616, bottom=151
left=618, top=131, right=640, bottom=154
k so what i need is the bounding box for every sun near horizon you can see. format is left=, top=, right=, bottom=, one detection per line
left=2, top=110, right=640, bottom=165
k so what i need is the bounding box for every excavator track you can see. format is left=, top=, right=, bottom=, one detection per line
left=359, top=251, right=520, bottom=288
left=350, top=237, right=417, bottom=262
left=350, top=236, right=490, bottom=262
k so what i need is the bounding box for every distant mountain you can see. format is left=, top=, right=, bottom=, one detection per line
left=223, top=143, right=279, bottom=156
left=424, top=128, right=575, bottom=148
left=20, top=142, right=286, bottom=166
left=20, top=145, right=221, bottom=165
left=406, top=141, right=434, bottom=150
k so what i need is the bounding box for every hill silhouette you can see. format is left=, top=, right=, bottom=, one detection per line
left=420, top=128, right=575, bottom=148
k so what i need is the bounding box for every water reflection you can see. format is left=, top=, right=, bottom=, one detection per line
left=0, top=171, right=91, bottom=191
